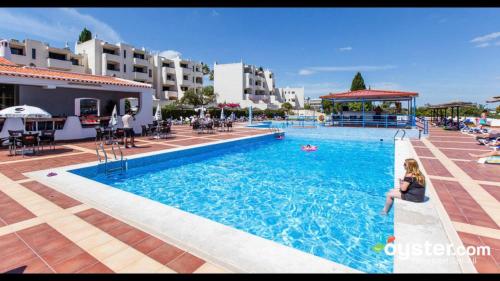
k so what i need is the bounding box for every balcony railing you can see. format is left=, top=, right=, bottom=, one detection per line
left=133, top=57, right=150, bottom=66
left=47, top=58, right=72, bottom=70
left=163, top=91, right=178, bottom=100
left=102, top=53, right=121, bottom=63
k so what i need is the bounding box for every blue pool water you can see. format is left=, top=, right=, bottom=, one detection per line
left=72, top=128, right=395, bottom=272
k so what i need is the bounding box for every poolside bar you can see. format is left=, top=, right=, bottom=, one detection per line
left=320, top=89, right=419, bottom=128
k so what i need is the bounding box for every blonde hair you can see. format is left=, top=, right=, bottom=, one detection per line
left=404, top=159, right=425, bottom=186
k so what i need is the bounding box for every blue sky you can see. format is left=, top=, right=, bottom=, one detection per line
left=1, top=8, right=499, bottom=107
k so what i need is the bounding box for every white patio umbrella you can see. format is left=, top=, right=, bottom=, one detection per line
left=220, top=106, right=225, bottom=120
left=108, top=104, right=118, bottom=129
left=0, top=105, right=51, bottom=132
left=154, top=103, right=162, bottom=121
left=153, top=103, right=162, bottom=139
left=195, top=106, right=206, bottom=118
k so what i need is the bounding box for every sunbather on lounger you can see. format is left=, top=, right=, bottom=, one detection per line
left=476, top=130, right=500, bottom=144
left=469, top=149, right=500, bottom=158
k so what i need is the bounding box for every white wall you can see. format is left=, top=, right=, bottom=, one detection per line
left=214, top=62, right=245, bottom=104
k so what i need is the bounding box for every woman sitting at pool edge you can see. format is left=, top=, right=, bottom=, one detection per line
left=381, top=158, right=426, bottom=215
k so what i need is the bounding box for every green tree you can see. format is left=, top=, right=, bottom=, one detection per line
left=350, top=72, right=367, bottom=91
left=78, top=28, right=92, bottom=43
left=201, top=63, right=210, bottom=75
left=496, top=105, right=500, bottom=114
left=281, top=102, right=293, bottom=112
left=209, top=70, right=214, bottom=81
left=124, top=99, right=131, bottom=112
left=304, top=104, right=312, bottom=110
left=347, top=72, right=367, bottom=111
left=321, top=99, right=334, bottom=114
left=179, top=86, right=216, bottom=107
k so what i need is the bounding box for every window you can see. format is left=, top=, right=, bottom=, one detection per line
left=0, top=84, right=18, bottom=110
left=133, top=53, right=145, bottom=60
left=133, top=66, right=145, bottom=73
left=10, top=47, right=24, bottom=56
left=48, top=52, right=66, bottom=61
left=123, top=64, right=127, bottom=73
left=31, top=48, right=36, bottom=59
left=181, top=86, right=188, bottom=91
left=166, top=75, right=172, bottom=80
left=103, top=48, right=116, bottom=55
left=180, top=63, right=188, bottom=68
left=149, top=69, right=152, bottom=77
left=123, top=50, right=126, bottom=58
left=70, top=58, right=79, bottom=65
left=183, top=75, right=188, bottom=81
left=107, top=63, right=118, bottom=71
left=162, top=86, right=172, bottom=91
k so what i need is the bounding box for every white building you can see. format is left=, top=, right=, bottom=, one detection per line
left=5, top=39, right=85, bottom=73
left=214, top=62, right=283, bottom=110
left=214, top=62, right=305, bottom=110
left=75, top=38, right=154, bottom=84
left=276, top=87, right=305, bottom=109
left=306, top=98, right=323, bottom=111
left=151, top=55, right=204, bottom=105
left=0, top=40, right=153, bottom=140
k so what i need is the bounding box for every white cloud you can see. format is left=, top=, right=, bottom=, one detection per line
left=159, top=50, right=182, bottom=59
left=298, top=69, right=316, bottom=76
left=339, top=46, right=352, bottom=51
left=59, top=8, right=122, bottom=43
left=298, top=65, right=396, bottom=75
left=476, top=42, right=490, bottom=48
left=470, top=31, right=500, bottom=43
left=211, top=10, right=220, bottom=16
left=0, top=8, right=122, bottom=44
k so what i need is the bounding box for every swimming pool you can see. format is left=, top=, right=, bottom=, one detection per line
left=71, top=129, right=395, bottom=273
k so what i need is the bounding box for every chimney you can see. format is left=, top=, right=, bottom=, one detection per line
left=0, top=39, right=12, bottom=60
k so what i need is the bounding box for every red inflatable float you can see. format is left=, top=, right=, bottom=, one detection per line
left=301, top=145, right=317, bottom=152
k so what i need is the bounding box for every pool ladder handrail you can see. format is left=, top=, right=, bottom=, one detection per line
left=95, top=139, right=127, bottom=175
left=393, top=129, right=406, bottom=141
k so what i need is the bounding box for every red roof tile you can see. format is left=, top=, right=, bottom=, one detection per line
left=320, top=89, right=418, bottom=100
left=0, top=57, right=151, bottom=88
left=0, top=57, right=17, bottom=66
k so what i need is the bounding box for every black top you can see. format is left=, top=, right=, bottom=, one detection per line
left=401, top=176, right=426, bottom=202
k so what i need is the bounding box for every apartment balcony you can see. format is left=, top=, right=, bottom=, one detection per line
left=133, top=57, right=150, bottom=67
left=161, top=68, right=176, bottom=82
left=162, top=78, right=176, bottom=86
left=70, top=64, right=85, bottom=73
left=179, top=67, right=192, bottom=74
left=46, top=58, right=72, bottom=71
left=102, top=53, right=121, bottom=63
left=10, top=54, right=30, bottom=66
left=103, top=69, right=121, bottom=77
left=162, top=91, right=178, bottom=100
left=162, top=66, right=176, bottom=75
left=179, top=79, right=193, bottom=87
left=133, top=71, right=149, bottom=81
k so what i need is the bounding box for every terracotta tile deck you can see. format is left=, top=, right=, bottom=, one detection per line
left=412, top=126, right=500, bottom=273
left=0, top=124, right=262, bottom=273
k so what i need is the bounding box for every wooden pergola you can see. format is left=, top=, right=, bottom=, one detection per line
left=486, top=96, right=500, bottom=103
left=427, top=101, right=475, bottom=130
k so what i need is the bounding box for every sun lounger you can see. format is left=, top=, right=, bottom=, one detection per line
left=478, top=155, right=500, bottom=164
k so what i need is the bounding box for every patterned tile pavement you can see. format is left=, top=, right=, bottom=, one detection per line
left=0, top=124, right=268, bottom=273
left=411, top=126, right=500, bottom=273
